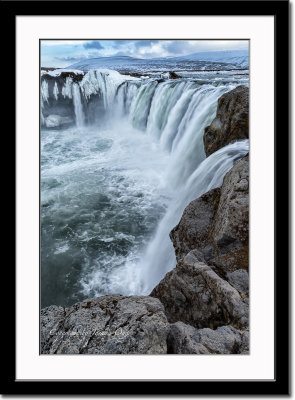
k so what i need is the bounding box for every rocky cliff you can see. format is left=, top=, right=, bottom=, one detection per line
left=203, top=85, right=249, bottom=156
left=41, top=86, right=249, bottom=355
left=169, top=154, right=249, bottom=279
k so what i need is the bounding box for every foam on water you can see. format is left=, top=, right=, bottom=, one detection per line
left=41, top=120, right=170, bottom=306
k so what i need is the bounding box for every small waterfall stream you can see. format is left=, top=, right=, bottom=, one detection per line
left=72, top=83, right=85, bottom=128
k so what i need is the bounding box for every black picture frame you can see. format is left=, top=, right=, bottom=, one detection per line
left=3, top=0, right=289, bottom=395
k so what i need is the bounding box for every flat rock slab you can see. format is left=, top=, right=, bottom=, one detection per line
left=41, top=295, right=169, bottom=354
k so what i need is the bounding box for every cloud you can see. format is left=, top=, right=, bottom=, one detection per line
left=111, top=40, right=131, bottom=46
left=54, top=56, right=83, bottom=63
left=162, top=41, right=194, bottom=55
left=41, top=40, right=248, bottom=68
left=133, top=40, right=159, bottom=49
left=83, top=41, right=104, bottom=50
left=41, top=40, right=89, bottom=46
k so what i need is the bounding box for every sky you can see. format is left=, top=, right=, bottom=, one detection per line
left=41, top=40, right=249, bottom=68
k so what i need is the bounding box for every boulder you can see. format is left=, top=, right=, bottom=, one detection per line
left=167, top=321, right=249, bottom=354
left=41, top=295, right=169, bottom=354
left=160, top=71, right=181, bottom=79
left=170, top=154, right=249, bottom=275
left=203, top=85, right=249, bottom=157
left=150, top=250, right=248, bottom=330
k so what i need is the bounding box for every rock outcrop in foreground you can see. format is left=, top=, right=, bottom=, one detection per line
left=150, top=250, right=248, bottom=330
left=203, top=85, right=249, bottom=156
left=41, top=295, right=169, bottom=354
left=167, top=322, right=249, bottom=354
left=41, top=86, right=249, bottom=355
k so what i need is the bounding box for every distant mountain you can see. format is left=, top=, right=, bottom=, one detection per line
left=67, top=50, right=248, bottom=72
left=170, top=50, right=249, bottom=68
left=68, top=56, right=144, bottom=71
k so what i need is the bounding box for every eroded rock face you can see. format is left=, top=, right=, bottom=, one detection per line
left=203, top=85, right=249, bottom=157
left=167, top=321, right=249, bottom=354
left=170, top=155, right=249, bottom=276
left=150, top=251, right=248, bottom=330
left=41, top=295, right=169, bottom=354
left=211, top=154, right=249, bottom=275
left=170, top=188, right=221, bottom=262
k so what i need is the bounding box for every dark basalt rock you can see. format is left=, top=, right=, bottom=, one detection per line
left=165, top=71, right=181, bottom=79
left=41, top=67, right=61, bottom=72
left=121, top=72, right=150, bottom=78
left=41, top=71, right=85, bottom=83
left=203, top=85, right=249, bottom=157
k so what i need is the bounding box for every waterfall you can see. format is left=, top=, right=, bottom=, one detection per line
left=116, top=81, right=140, bottom=117
left=61, top=77, right=73, bottom=99
left=146, top=80, right=189, bottom=139
left=139, top=139, right=249, bottom=294
left=165, top=84, right=233, bottom=186
left=72, top=83, right=85, bottom=128
left=41, top=69, right=249, bottom=302
left=113, top=77, right=237, bottom=186
left=128, top=81, right=158, bottom=130
left=79, top=69, right=138, bottom=107
left=53, top=82, right=59, bottom=100
left=41, top=79, right=49, bottom=107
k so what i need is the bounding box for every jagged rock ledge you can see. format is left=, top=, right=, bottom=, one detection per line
left=203, top=85, right=249, bottom=157
left=41, top=71, right=85, bottom=83
left=41, top=86, right=249, bottom=355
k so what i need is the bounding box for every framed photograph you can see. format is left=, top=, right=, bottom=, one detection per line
left=4, top=0, right=289, bottom=395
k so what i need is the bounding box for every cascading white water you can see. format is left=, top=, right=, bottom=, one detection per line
left=139, top=139, right=249, bottom=294
left=41, top=68, right=249, bottom=306
left=165, top=84, right=234, bottom=187
left=79, top=69, right=138, bottom=107
left=128, top=81, right=158, bottom=130
left=72, top=83, right=85, bottom=128
left=53, top=82, right=59, bottom=100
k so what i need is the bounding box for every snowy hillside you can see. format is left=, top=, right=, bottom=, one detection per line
left=66, top=50, right=249, bottom=72
left=172, top=49, right=249, bottom=68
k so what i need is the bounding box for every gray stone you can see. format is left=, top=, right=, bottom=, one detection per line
left=41, top=295, right=169, bottom=354
left=170, top=188, right=221, bottom=262
left=151, top=250, right=248, bottom=330
left=227, top=269, right=249, bottom=295
left=170, top=155, right=249, bottom=275
left=168, top=321, right=249, bottom=354
left=203, top=85, right=249, bottom=157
